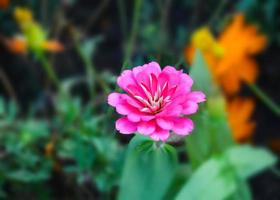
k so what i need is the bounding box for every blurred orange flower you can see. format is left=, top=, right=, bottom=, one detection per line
left=185, top=14, right=267, bottom=96
left=4, top=36, right=27, bottom=54
left=0, top=0, right=9, bottom=9
left=45, top=141, right=54, bottom=157
left=8, top=7, right=64, bottom=54
left=227, top=98, right=255, bottom=142
left=42, top=40, right=64, bottom=52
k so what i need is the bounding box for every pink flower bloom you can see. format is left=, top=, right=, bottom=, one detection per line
left=108, top=62, right=206, bottom=141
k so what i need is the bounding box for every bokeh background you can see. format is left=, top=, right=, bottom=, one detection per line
left=0, top=0, right=279, bottom=199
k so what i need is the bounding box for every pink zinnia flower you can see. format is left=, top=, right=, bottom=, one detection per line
left=108, top=62, right=206, bottom=141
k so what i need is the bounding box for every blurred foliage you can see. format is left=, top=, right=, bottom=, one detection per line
left=237, top=0, right=280, bottom=44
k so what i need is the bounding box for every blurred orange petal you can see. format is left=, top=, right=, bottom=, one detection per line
left=42, top=40, right=64, bottom=52
left=239, top=58, right=259, bottom=84
left=45, top=141, right=54, bottom=157
left=0, top=0, right=9, bottom=9
left=184, top=46, right=195, bottom=64
left=227, top=98, right=256, bottom=142
left=4, top=37, right=27, bottom=54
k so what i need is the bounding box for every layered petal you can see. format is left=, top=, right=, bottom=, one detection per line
left=116, top=117, right=137, bottom=134
left=172, top=117, right=194, bottom=135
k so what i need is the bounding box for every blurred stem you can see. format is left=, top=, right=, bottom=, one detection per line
left=208, top=0, right=228, bottom=27
left=157, top=0, right=171, bottom=61
left=122, top=0, right=142, bottom=68
left=248, top=83, right=280, bottom=116
left=82, top=0, right=110, bottom=36
left=117, top=0, right=127, bottom=40
left=75, top=44, right=95, bottom=100
left=75, top=42, right=110, bottom=98
left=0, top=67, right=19, bottom=106
left=37, top=52, right=61, bottom=90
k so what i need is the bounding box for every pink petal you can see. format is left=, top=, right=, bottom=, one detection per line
left=150, top=128, right=170, bottom=141
left=116, top=102, right=134, bottom=115
left=116, top=117, right=137, bottom=134
left=162, top=66, right=178, bottom=73
left=172, top=117, right=193, bottom=135
left=117, top=70, right=136, bottom=90
left=124, top=95, right=143, bottom=108
left=156, top=117, right=174, bottom=130
left=158, top=104, right=183, bottom=117
left=127, top=113, right=141, bottom=122
left=137, top=120, right=156, bottom=135
left=132, top=65, right=144, bottom=77
left=135, top=62, right=161, bottom=86
left=146, top=61, right=161, bottom=76
left=182, top=101, right=199, bottom=115
left=141, top=115, right=155, bottom=121
left=187, top=91, right=206, bottom=103
left=108, top=92, right=122, bottom=107
left=180, top=73, right=193, bottom=88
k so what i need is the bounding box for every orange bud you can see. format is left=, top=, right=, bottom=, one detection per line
left=0, top=0, right=9, bottom=9
left=42, top=40, right=64, bottom=52
left=4, top=37, right=27, bottom=54
left=45, top=141, right=54, bottom=157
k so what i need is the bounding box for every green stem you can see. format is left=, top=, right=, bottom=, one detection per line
left=248, top=83, right=280, bottom=116
left=208, top=0, right=228, bottom=27
left=117, top=0, right=127, bottom=40
left=37, top=52, right=60, bottom=89
left=122, top=0, right=142, bottom=69
left=75, top=44, right=95, bottom=100
left=75, top=43, right=110, bottom=98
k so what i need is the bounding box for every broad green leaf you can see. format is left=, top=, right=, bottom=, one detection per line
left=186, top=49, right=233, bottom=169
left=163, top=164, right=192, bottom=200
left=176, top=156, right=236, bottom=200
left=118, top=135, right=177, bottom=200
left=189, top=49, right=215, bottom=96
left=226, top=145, right=277, bottom=179
left=236, top=0, right=257, bottom=11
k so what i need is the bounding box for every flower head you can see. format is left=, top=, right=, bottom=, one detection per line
left=10, top=7, right=64, bottom=54
left=185, top=14, right=267, bottom=96
left=108, top=62, right=206, bottom=141
left=14, top=7, right=33, bottom=25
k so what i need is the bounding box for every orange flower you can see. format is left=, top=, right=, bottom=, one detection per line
left=4, top=37, right=27, bottom=54
left=227, top=98, right=255, bottom=142
left=0, top=0, right=9, bottom=9
left=11, top=7, right=64, bottom=54
left=45, top=141, right=54, bottom=157
left=185, top=14, right=267, bottom=96
left=216, top=14, right=266, bottom=95
left=42, top=40, right=64, bottom=52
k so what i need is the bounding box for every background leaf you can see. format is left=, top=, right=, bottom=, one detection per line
left=226, top=145, right=277, bottom=179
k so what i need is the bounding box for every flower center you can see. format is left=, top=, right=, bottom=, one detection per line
left=132, top=76, right=175, bottom=114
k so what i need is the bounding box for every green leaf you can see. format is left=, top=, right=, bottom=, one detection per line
left=118, top=135, right=177, bottom=200
left=186, top=50, right=233, bottom=169
left=226, top=145, right=277, bottom=179
left=163, top=164, right=192, bottom=200
left=80, top=36, right=103, bottom=60
left=176, top=156, right=236, bottom=200
left=236, top=0, right=257, bottom=11
left=189, top=49, right=214, bottom=96
left=6, top=169, right=50, bottom=183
